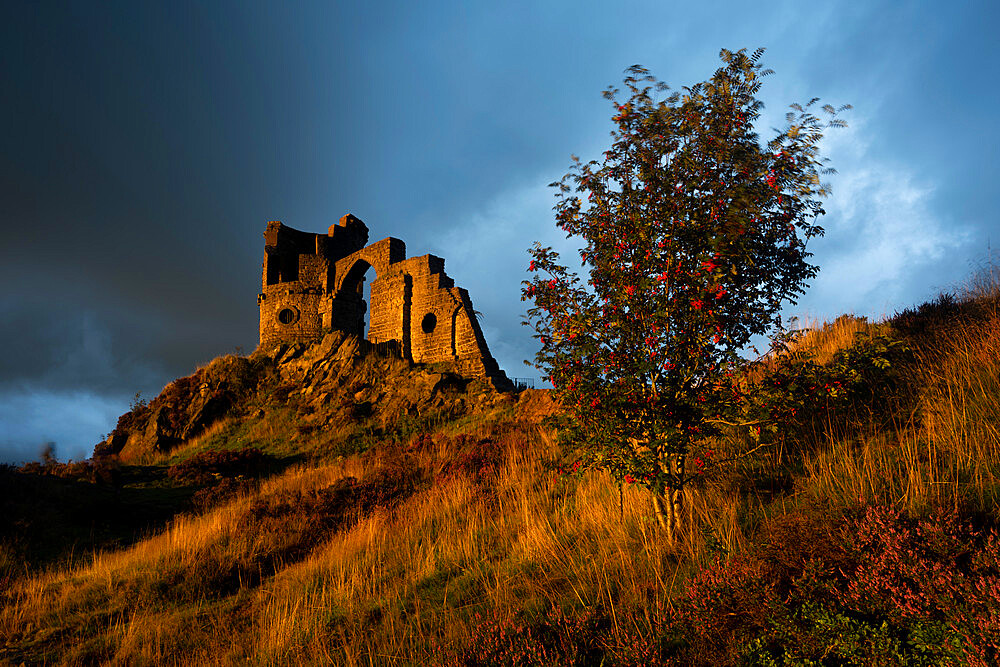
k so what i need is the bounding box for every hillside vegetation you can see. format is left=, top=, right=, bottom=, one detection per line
left=3, top=274, right=1000, bottom=665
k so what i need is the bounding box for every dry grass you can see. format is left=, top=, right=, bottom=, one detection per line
left=912, top=309, right=1000, bottom=507
left=789, top=313, right=876, bottom=365
left=787, top=272, right=1000, bottom=514
left=2, top=419, right=747, bottom=663
left=6, top=275, right=1000, bottom=663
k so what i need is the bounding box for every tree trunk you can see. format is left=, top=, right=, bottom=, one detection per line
left=653, top=453, right=685, bottom=546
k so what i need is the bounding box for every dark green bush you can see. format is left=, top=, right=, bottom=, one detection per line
left=736, top=329, right=912, bottom=451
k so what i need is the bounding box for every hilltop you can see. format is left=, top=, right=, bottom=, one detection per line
left=3, top=275, right=1000, bottom=664
left=95, top=330, right=527, bottom=465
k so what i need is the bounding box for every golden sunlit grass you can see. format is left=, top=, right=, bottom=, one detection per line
left=786, top=272, right=1000, bottom=516
left=4, top=418, right=737, bottom=663
left=789, top=313, right=877, bottom=365
left=5, top=272, right=1000, bottom=663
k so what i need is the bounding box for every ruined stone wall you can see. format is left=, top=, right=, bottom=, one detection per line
left=403, top=254, right=454, bottom=364
left=452, top=288, right=503, bottom=379
left=258, top=215, right=509, bottom=388
left=378, top=253, right=503, bottom=382
left=368, top=272, right=410, bottom=347
left=329, top=237, right=408, bottom=342
left=258, top=286, right=324, bottom=347
left=259, top=216, right=368, bottom=347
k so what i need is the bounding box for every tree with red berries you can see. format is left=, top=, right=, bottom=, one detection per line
left=523, top=48, right=848, bottom=545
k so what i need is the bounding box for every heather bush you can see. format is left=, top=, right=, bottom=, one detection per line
left=658, top=502, right=1000, bottom=665
left=189, top=476, right=257, bottom=511
left=662, top=554, right=782, bottom=665
left=436, top=435, right=504, bottom=485
left=839, top=504, right=1000, bottom=665
left=167, top=447, right=269, bottom=485
left=445, top=606, right=614, bottom=666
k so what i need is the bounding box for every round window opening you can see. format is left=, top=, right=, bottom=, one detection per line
left=421, top=313, right=437, bottom=334
left=277, top=308, right=297, bottom=325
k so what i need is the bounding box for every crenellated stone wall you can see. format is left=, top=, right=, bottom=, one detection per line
left=257, top=214, right=509, bottom=388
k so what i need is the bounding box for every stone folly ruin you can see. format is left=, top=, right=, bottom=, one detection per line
left=258, top=214, right=509, bottom=386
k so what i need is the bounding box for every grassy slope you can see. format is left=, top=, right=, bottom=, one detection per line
left=3, top=276, right=1000, bottom=665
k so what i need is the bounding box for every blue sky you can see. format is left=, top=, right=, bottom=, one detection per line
left=1, top=1, right=997, bottom=463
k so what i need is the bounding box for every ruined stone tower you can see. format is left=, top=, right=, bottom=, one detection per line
left=257, top=214, right=509, bottom=386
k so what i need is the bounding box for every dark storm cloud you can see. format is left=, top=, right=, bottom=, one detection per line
left=1, top=2, right=315, bottom=392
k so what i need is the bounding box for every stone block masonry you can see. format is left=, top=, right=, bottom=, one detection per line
left=258, top=214, right=510, bottom=388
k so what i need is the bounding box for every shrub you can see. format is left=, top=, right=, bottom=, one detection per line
left=189, top=477, right=257, bottom=511
left=735, top=328, right=912, bottom=452
left=17, top=457, right=121, bottom=485
left=444, top=606, right=614, bottom=667
left=166, top=447, right=269, bottom=485
left=838, top=504, right=1000, bottom=665
left=436, top=435, right=505, bottom=485
left=659, top=502, right=1000, bottom=665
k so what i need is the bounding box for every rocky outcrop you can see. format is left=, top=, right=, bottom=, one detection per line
left=261, top=331, right=513, bottom=439
left=94, top=355, right=272, bottom=461
left=94, top=332, right=519, bottom=463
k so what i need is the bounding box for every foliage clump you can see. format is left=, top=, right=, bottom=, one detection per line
left=166, top=447, right=270, bottom=485
left=730, top=323, right=912, bottom=453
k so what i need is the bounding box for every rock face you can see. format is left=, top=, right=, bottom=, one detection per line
left=94, top=332, right=520, bottom=463
left=267, top=332, right=511, bottom=437
left=94, top=355, right=267, bottom=461
left=257, top=214, right=511, bottom=389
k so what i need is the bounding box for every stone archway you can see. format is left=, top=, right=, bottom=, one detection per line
left=332, top=237, right=405, bottom=295
left=331, top=237, right=408, bottom=345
